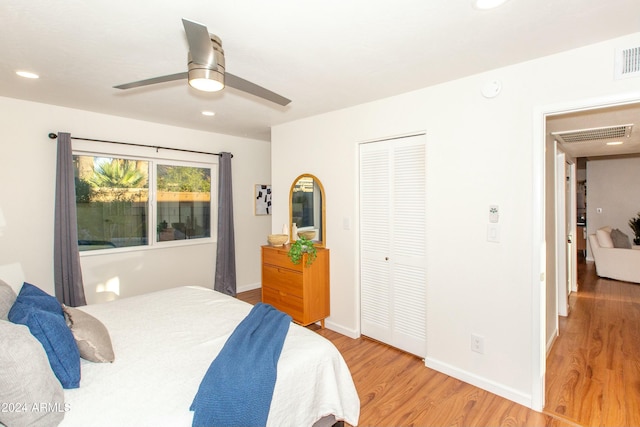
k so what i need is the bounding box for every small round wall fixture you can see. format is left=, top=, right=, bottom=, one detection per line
left=481, top=80, right=502, bottom=98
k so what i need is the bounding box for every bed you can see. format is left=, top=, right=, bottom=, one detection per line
left=1, top=284, right=360, bottom=427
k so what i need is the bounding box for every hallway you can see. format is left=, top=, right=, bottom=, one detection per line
left=545, top=257, right=640, bottom=425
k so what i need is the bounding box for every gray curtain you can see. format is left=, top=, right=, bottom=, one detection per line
left=54, top=132, right=86, bottom=306
left=214, top=152, right=237, bottom=296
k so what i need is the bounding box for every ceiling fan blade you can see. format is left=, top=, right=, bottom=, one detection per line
left=113, top=72, right=188, bottom=90
left=182, top=18, right=215, bottom=66
left=225, top=73, right=291, bottom=106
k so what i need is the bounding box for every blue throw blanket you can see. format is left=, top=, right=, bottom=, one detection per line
left=190, top=303, right=292, bottom=427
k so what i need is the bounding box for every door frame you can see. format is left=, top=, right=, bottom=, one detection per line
left=555, top=148, right=569, bottom=318
left=567, top=160, right=578, bottom=294
left=554, top=150, right=577, bottom=319
left=531, top=90, right=640, bottom=411
left=554, top=147, right=569, bottom=318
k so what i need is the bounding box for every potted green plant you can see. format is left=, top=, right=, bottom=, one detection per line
left=287, top=236, right=317, bottom=267
left=629, top=212, right=640, bottom=245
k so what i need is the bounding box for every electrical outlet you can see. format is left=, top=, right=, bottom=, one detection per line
left=471, top=333, right=484, bottom=354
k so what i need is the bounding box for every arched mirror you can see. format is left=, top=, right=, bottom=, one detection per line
left=289, top=174, right=326, bottom=247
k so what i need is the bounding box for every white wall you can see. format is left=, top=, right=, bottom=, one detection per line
left=0, top=96, right=271, bottom=302
left=271, top=32, right=640, bottom=408
left=587, top=156, right=640, bottom=244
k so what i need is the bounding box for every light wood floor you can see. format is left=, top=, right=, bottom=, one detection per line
left=545, top=257, right=640, bottom=426
left=239, top=259, right=637, bottom=426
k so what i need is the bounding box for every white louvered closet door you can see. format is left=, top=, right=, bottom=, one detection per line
left=359, top=134, right=427, bottom=357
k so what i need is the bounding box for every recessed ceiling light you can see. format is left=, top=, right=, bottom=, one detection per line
left=472, top=0, right=510, bottom=10
left=16, top=70, right=39, bottom=79
left=201, top=111, right=215, bottom=117
left=606, top=141, right=624, bottom=146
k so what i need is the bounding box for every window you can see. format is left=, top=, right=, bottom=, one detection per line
left=156, top=165, right=211, bottom=242
left=74, top=154, right=213, bottom=252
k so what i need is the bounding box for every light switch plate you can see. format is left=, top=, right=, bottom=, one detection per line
left=487, top=224, right=500, bottom=243
left=343, top=217, right=351, bottom=230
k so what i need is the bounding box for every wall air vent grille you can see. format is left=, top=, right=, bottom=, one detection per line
left=615, top=46, right=640, bottom=79
left=551, top=124, right=633, bottom=144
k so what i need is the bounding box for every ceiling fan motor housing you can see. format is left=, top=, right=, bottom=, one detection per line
left=187, top=35, right=225, bottom=91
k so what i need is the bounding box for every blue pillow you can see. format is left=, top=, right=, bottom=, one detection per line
left=14, top=282, right=64, bottom=316
left=8, top=300, right=81, bottom=389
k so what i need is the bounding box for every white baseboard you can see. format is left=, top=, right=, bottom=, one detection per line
left=324, top=319, right=359, bottom=339
left=546, top=330, right=558, bottom=356
left=425, top=356, right=532, bottom=408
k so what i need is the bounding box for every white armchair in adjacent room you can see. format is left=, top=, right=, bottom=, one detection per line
left=588, top=228, right=640, bottom=284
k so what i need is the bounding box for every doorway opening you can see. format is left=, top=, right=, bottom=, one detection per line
left=533, top=91, right=640, bottom=412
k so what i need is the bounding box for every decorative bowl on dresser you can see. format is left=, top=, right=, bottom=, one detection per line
left=267, top=233, right=289, bottom=247
left=261, top=245, right=330, bottom=327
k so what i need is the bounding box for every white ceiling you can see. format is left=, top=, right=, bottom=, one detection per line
left=547, top=102, right=640, bottom=160
left=2, top=0, right=640, bottom=142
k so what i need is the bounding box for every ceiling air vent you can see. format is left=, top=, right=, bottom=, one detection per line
left=551, top=124, right=633, bottom=144
left=615, top=46, right=640, bottom=79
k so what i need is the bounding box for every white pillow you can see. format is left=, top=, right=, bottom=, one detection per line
left=596, top=227, right=614, bottom=248
left=0, top=279, right=17, bottom=321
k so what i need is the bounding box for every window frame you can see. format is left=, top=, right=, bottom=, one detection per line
left=73, top=147, right=217, bottom=257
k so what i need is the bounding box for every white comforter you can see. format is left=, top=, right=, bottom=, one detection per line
left=61, top=286, right=359, bottom=426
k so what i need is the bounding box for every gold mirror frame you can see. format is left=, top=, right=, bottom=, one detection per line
left=289, top=174, right=326, bottom=247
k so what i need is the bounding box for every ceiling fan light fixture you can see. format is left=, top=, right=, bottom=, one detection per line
left=16, top=70, right=39, bottom=79
left=114, top=19, right=290, bottom=105
left=188, top=67, right=224, bottom=92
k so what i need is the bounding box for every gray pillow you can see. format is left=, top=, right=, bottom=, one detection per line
left=0, top=320, right=65, bottom=427
left=611, top=228, right=632, bottom=249
left=0, top=279, right=17, bottom=321
left=63, top=305, right=115, bottom=363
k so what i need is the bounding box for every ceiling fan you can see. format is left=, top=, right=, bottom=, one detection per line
left=113, top=18, right=291, bottom=106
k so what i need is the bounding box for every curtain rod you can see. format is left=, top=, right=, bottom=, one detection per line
left=47, top=133, right=232, bottom=158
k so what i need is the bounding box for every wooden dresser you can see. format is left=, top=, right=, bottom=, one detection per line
left=261, top=245, right=330, bottom=327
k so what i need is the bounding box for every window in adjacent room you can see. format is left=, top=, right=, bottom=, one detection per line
left=74, top=154, right=213, bottom=252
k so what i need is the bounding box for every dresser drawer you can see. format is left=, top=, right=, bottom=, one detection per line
left=262, top=287, right=303, bottom=321
left=262, top=265, right=303, bottom=298
left=262, top=246, right=303, bottom=272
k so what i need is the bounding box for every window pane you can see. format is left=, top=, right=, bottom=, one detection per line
left=156, top=165, right=211, bottom=242
left=74, top=156, right=149, bottom=251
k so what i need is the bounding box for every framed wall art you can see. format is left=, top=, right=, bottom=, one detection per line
left=254, top=184, right=272, bottom=215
